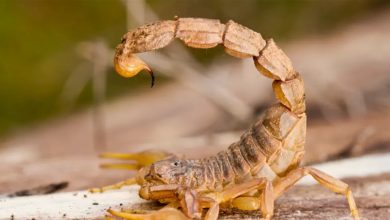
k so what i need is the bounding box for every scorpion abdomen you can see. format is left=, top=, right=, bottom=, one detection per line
left=238, top=132, right=267, bottom=171
left=200, top=105, right=306, bottom=187
left=227, top=143, right=251, bottom=178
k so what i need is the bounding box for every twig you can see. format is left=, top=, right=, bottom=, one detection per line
left=60, top=40, right=112, bottom=151
left=89, top=41, right=111, bottom=150
left=6, top=181, right=68, bottom=197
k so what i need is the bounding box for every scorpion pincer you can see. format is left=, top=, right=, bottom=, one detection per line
left=91, top=17, right=360, bottom=220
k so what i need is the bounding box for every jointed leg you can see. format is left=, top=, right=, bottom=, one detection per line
left=158, top=187, right=219, bottom=220
left=211, top=178, right=275, bottom=219
left=178, top=189, right=219, bottom=220
left=107, top=207, right=188, bottom=220
left=260, top=181, right=274, bottom=220
left=90, top=178, right=136, bottom=193
left=178, top=189, right=202, bottom=219
left=273, top=167, right=360, bottom=220
left=199, top=197, right=219, bottom=220
left=215, top=178, right=267, bottom=203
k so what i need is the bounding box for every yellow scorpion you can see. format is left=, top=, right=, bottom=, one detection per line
left=92, top=17, right=360, bottom=220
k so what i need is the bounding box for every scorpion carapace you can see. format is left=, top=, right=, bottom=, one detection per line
left=93, top=18, right=360, bottom=220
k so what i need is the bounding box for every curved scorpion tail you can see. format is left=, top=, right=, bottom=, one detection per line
left=112, top=17, right=360, bottom=220
left=113, top=17, right=307, bottom=178
left=114, top=18, right=304, bottom=115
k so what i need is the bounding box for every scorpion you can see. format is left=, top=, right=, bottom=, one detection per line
left=91, top=17, right=360, bottom=220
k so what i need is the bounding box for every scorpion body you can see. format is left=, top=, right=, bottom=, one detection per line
left=95, top=18, right=359, bottom=220
left=150, top=102, right=305, bottom=192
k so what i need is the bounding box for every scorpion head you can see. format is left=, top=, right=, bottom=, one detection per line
left=144, top=158, right=189, bottom=185
left=138, top=159, right=190, bottom=200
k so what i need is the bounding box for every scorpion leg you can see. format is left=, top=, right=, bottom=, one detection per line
left=89, top=178, right=136, bottom=193
left=107, top=207, right=188, bottom=220
left=179, top=188, right=202, bottom=219
left=155, top=189, right=226, bottom=220
left=208, top=178, right=274, bottom=219
left=273, top=167, right=360, bottom=220
left=179, top=188, right=220, bottom=220
left=199, top=196, right=219, bottom=220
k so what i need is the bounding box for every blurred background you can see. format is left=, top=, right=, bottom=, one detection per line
left=1, top=0, right=390, bottom=193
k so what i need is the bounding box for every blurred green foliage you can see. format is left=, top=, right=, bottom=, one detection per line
left=0, top=0, right=130, bottom=135
left=0, top=0, right=388, bottom=137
